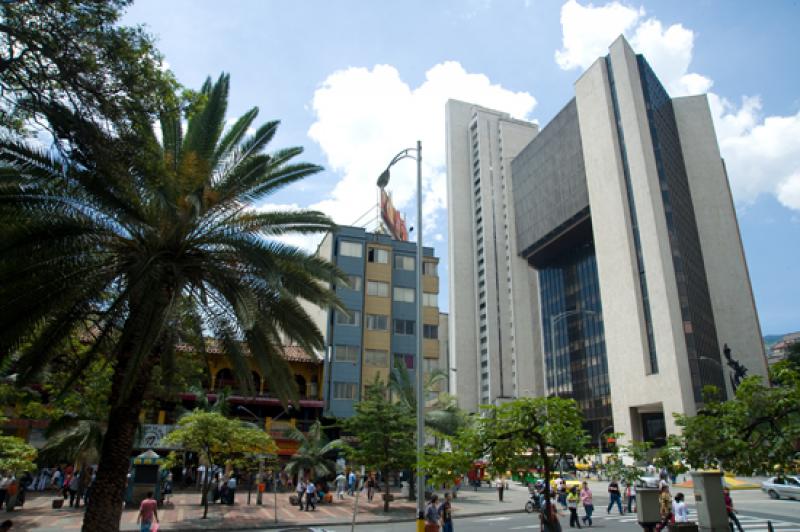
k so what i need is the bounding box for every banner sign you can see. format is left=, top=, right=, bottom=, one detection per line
left=380, top=189, right=409, bottom=241
left=136, top=424, right=180, bottom=450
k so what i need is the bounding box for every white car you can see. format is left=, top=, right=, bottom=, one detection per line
left=761, top=476, right=800, bottom=500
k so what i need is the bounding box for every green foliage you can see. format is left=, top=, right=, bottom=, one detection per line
left=343, top=380, right=416, bottom=511
left=164, top=410, right=276, bottom=518
left=477, top=397, right=589, bottom=491
left=283, top=420, right=344, bottom=481
left=39, top=418, right=104, bottom=466
left=652, top=435, right=688, bottom=477
left=0, top=0, right=177, bottom=136
left=604, top=435, right=651, bottom=485
left=389, top=360, right=465, bottom=437
left=676, top=364, right=800, bottom=474
left=0, top=432, right=37, bottom=474
left=422, top=422, right=481, bottom=489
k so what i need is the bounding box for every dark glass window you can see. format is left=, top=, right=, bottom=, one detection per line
left=423, top=324, right=438, bottom=339
left=393, top=319, right=415, bottom=336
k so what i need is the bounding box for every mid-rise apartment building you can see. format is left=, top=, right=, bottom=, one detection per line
left=315, top=226, right=441, bottom=418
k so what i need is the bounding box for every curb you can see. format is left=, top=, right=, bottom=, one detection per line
left=155, top=507, right=528, bottom=531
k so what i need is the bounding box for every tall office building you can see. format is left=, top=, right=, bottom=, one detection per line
left=445, top=101, right=542, bottom=412
left=315, top=226, right=441, bottom=418
left=510, top=36, right=768, bottom=443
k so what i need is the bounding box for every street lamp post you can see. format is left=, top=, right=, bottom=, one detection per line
left=597, top=425, right=615, bottom=479
left=377, top=140, right=425, bottom=531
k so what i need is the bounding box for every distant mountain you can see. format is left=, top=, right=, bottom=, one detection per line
left=763, top=334, right=786, bottom=349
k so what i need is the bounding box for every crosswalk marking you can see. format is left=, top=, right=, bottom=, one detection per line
left=594, top=509, right=800, bottom=531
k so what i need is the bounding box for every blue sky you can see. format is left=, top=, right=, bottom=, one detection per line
left=124, top=0, right=800, bottom=335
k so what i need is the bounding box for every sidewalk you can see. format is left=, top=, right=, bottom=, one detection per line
left=8, top=483, right=530, bottom=531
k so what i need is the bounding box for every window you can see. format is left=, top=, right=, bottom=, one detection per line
left=394, top=319, right=415, bottom=335
left=423, top=358, right=440, bottom=372
left=335, top=345, right=359, bottom=362
left=393, top=287, right=415, bottom=303
left=367, top=280, right=389, bottom=297
left=394, top=255, right=415, bottom=271
left=423, top=324, right=439, bottom=339
left=422, top=292, right=437, bottom=307
left=339, top=241, right=362, bottom=258
left=365, top=314, right=388, bottom=330
left=364, top=349, right=388, bottom=367
left=423, top=262, right=438, bottom=276
left=344, top=275, right=362, bottom=291
left=367, top=248, right=389, bottom=263
left=335, top=309, right=360, bottom=326
left=333, top=382, right=357, bottom=399
left=394, top=353, right=415, bottom=369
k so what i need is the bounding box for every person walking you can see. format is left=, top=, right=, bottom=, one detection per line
left=541, top=490, right=563, bottom=532
left=335, top=472, right=346, bottom=500
left=425, top=494, right=440, bottom=532
left=655, top=484, right=672, bottom=532
left=439, top=492, right=454, bottom=532
left=495, top=477, right=504, bottom=502
left=68, top=471, right=80, bottom=507
left=226, top=474, right=237, bottom=505
left=295, top=479, right=306, bottom=509
left=0, top=474, right=9, bottom=511
left=607, top=479, right=623, bottom=514
left=136, top=491, right=159, bottom=532
left=673, top=493, right=688, bottom=522
left=626, top=481, right=636, bottom=513
left=304, top=481, right=316, bottom=511
left=580, top=481, right=593, bottom=527
left=723, top=487, right=744, bottom=532
left=347, top=470, right=356, bottom=496
left=556, top=476, right=568, bottom=509
left=567, top=486, right=582, bottom=529
left=366, top=474, right=375, bottom=502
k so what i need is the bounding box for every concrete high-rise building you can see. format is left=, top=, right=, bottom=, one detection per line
left=445, top=100, right=543, bottom=412
left=509, top=36, right=768, bottom=444
left=314, top=226, right=441, bottom=418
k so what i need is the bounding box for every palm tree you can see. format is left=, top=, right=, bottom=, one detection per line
left=39, top=416, right=104, bottom=505
left=0, top=73, right=340, bottom=531
left=388, top=362, right=464, bottom=436
left=283, top=420, right=343, bottom=484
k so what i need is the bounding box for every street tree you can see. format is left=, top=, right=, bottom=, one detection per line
left=421, top=422, right=481, bottom=493
left=0, top=0, right=175, bottom=136
left=283, top=419, right=344, bottom=484
left=0, top=73, right=340, bottom=531
left=478, top=397, right=589, bottom=504
left=676, top=362, right=800, bottom=474
left=604, top=435, right=651, bottom=486
left=343, top=380, right=416, bottom=512
left=0, top=418, right=37, bottom=475
left=163, top=410, right=276, bottom=518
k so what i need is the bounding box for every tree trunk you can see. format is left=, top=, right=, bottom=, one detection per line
left=408, top=470, right=416, bottom=501
left=201, top=476, right=210, bottom=518
left=383, top=470, right=390, bottom=512
left=81, top=352, right=155, bottom=531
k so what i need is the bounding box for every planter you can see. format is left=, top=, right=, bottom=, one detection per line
left=52, top=499, right=64, bottom=509
left=382, top=493, right=395, bottom=502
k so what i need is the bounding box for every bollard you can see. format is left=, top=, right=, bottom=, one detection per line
left=768, top=520, right=775, bottom=532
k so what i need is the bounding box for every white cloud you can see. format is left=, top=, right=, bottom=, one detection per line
left=554, top=0, right=643, bottom=70
left=555, top=0, right=800, bottom=211
left=307, top=61, right=537, bottom=238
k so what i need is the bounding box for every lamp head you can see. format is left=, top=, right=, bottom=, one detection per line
left=377, top=169, right=390, bottom=188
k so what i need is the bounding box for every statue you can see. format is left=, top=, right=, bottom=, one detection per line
left=722, top=343, right=748, bottom=392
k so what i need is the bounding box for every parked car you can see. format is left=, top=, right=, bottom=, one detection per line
left=638, top=475, right=661, bottom=488
left=761, top=476, right=800, bottom=500
left=550, top=473, right=582, bottom=491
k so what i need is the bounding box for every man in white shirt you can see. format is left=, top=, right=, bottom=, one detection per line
left=226, top=475, right=237, bottom=505
left=335, top=473, right=346, bottom=499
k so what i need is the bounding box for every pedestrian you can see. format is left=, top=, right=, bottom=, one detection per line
left=136, top=491, right=159, bottom=532
left=304, top=480, right=316, bottom=511
left=439, top=492, right=454, bottom=532
left=226, top=474, right=237, bottom=505
left=556, top=476, right=567, bottom=509
left=367, top=474, right=375, bottom=502
left=626, top=481, right=636, bottom=513
left=673, top=492, right=688, bottom=522
left=723, top=487, right=744, bottom=532
left=36, top=468, right=50, bottom=491
left=541, top=490, right=563, bottom=532
left=495, top=477, right=504, bottom=502
left=295, top=479, right=305, bottom=509
left=162, top=472, right=173, bottom=504
left=425, top=494, right=440, bottom=532
left=580, top=481, right=593, bottom=527
left=567, top=485, right=582, bottom=529
left=655, top=484, right=672, bottom=532
left=68, top=471, right=80, bottom=507
left=347, top=470, right=356, bottom=496
left=51, top=467, right=62, bottom=491
left=606, top=478, right=623, bottom=514
left=335, top=472, right=346, bottom=500
left=0, top=473, right=9, bottom=511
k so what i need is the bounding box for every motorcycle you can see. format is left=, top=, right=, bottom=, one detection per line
left=525, top=490, right=542, bottom=513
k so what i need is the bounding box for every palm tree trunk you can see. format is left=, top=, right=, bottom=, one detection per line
left=81, top=352, right=155, bottom=532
